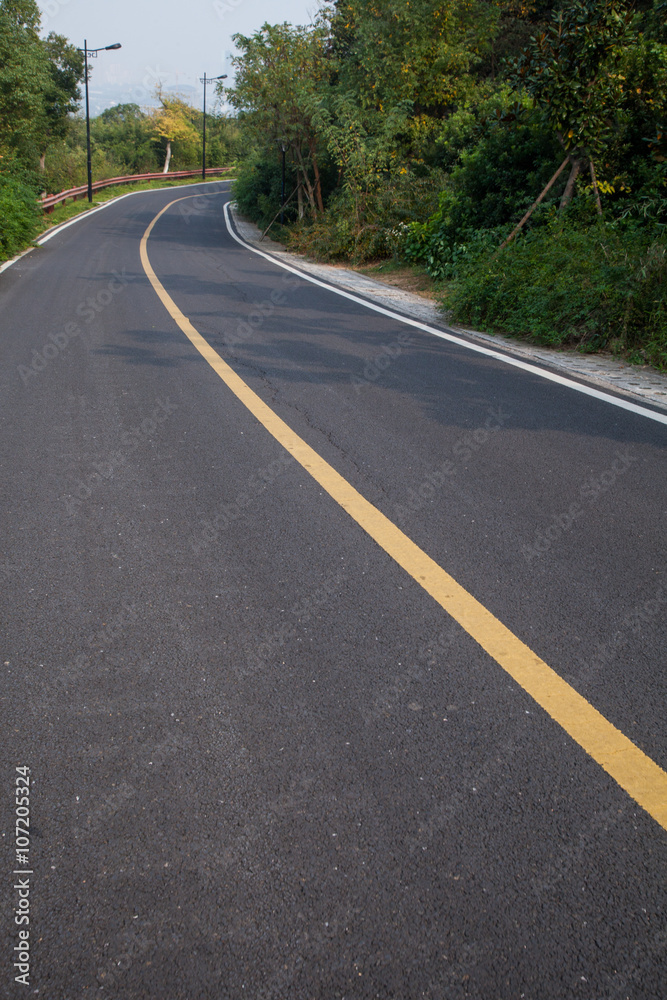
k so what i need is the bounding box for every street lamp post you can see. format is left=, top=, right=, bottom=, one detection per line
left=200, top=74, right=227, bottom=181
left=81, top=41, right=122, bottom=203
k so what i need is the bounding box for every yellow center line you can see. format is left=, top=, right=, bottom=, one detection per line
left=141, top=195, right=667, bottom=832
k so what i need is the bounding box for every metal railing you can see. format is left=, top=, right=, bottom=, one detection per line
left=40, top=167, right=232, bottom=213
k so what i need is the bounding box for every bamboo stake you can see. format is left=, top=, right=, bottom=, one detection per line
left=500, top=156, right=570, bottom=249
left=260, top=185, right=300, bottom=241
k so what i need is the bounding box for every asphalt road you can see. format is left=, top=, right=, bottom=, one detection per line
left=1, top=180, right=665, bottom=1000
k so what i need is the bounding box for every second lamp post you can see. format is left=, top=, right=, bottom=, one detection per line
left=200, top=73, right=227, bottom=181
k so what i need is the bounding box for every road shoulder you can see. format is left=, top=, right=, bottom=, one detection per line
left=230, top=207, right=667, bottom=414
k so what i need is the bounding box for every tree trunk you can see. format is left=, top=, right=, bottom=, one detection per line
left=163, top=141, right=172, bottom=174
left=301, top=170, right=317, bottom=215
left=294, top=147, right=317, bottom=215
left=310, top=144, right=324, bottom=214
left=39, top=152, right=46, bottom=173
left=589, top=159, right=603, bottom=216
left=559, top=157, right=582, bottom=210
left=297, top=177, right=304, bottom=219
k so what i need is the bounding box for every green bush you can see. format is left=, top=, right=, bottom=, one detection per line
left=287, top=167, right=445, bottom=263
left=233, top=151, right=299, bottom=229
left=445, top=217, right=667, bottom=369
left=400, top=117, right=564, bottom=278
left=91, top=105, right=160, bottom=177
left=0, top=175, right=40, bottom=260
left=288, top=199, right=391, bottom=261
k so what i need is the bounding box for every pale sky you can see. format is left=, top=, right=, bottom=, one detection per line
left=38, top=0, right=325, bottom=115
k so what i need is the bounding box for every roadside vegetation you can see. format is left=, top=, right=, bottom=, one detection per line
left=0, top=0, right=244, bottom=262
left=226, top=0, right=667, bottom=369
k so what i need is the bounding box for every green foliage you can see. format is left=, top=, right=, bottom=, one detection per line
left=150, top=91, right=201, bottom=172
left=287, top=166, right=445, bottom=262
left=445, top=217, right=667, bottom=368
left=0, top=1, right=84, bottom=176
left=41, top=33, right=84, bottom=149
left=226, top=0, right=667, bottom=367
left=234, top=150, right=299, bottom=229
left=641, top=0, right=667, bottom=44
left=314, top=94, right=412, bottom=222
left=475, top=1, right=567, bottom=80
left=225, top=20, right=331, bottom=213
left=401, top=115, right=564, bottom=276
left=330, top=0, right=500, bottom=112
left=0, top=0, right=49, bottom=170
left=91, top=104, right=159, bottom=175
left=0, top=174, right=40, bottom=257
left=41, top=120, right=123, bottom=194
left=203, top=114, right=249, bottom=169
left=509, top=0, right=635, bottom=158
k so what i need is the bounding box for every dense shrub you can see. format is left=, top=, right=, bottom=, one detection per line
left=287, top=167, right=445, bottom=263
left=400, top=118, right=564, bottom=278
left=91, top=105, right=160, bottom=177
left=233, top=151, right=300, bottom=230
left=41, top=141, right=122, bottom=195
left=444, top=217, right=667, bottom=369
left=0, top=176, right=40, bottom=259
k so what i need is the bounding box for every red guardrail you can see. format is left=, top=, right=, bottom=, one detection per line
left=39, top=167, right=232, bottom=213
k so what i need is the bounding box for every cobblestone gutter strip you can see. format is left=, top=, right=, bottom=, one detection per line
left=230, top=208, right=667, bottom=414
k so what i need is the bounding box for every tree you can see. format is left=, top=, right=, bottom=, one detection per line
left=314, top=94, right=411, bottom=224
left=510, top=0, right=636, bottom=209
left=150, top=91, right=199, bottom=173
left=0, top=0, right=49, bottom=175
left=327, top=0, right=502, bottom=114
left=92, top=104, right=159, bottom=174
left=0, top=1, right=84, bottom=179
left=39, top=33, right=84, bottom=171
left=224, top=20, right=331, bottom=215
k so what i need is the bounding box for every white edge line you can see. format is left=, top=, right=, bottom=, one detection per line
left=0, top=251, right=32, bottom=275
left=222, top=201, right=667, bottom=428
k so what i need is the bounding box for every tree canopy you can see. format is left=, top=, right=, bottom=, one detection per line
left=0, top=0, right=84, bottom=178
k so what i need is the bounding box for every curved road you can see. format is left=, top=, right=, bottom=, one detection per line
left=1, top=181, right=665, bottom=999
